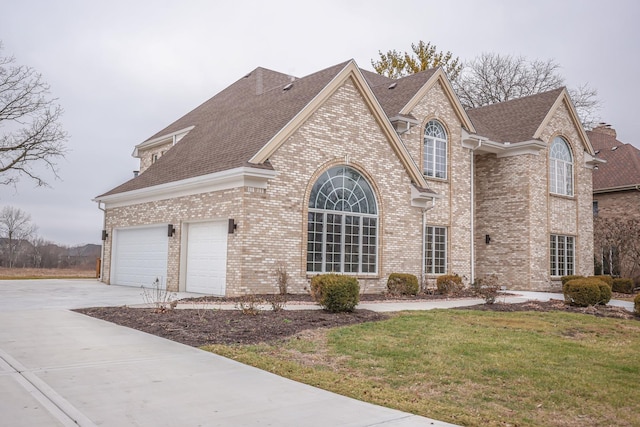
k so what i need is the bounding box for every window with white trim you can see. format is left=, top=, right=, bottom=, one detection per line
left=423, top=120, right=447, bottom=179
left=550, top=137, right=573, bottom=196
left=307, top=166, right=378, bottom=274
left=425, top=226, right=447, bottom=274
left=550, top=234, right=574, bottom=276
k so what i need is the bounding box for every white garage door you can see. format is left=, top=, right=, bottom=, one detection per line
left=111, top=226, right=169, bottom=288
left=185, top=221, right=228, bottom=295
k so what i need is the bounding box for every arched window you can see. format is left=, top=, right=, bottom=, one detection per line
left=423, top=120, right=447, bottom=179
left=307, top=166, right=378, bottom=274
left=550, top=137, right=573, bottom=196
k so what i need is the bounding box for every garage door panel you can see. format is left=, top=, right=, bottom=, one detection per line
left=186, top=221, right=227, bottom=295
left=112, top=227, right=168, bottom=288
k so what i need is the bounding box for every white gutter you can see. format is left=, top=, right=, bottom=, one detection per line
left=468, top=138, right=483, bottom=284
left=97, top=201, right=106, bottom=281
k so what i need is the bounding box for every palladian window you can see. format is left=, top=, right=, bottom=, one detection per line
left=550, top=137, right=573, bottom=196
left=307, top=166, right=378, bottom=274
left=423, top=120, right=447, bottom=179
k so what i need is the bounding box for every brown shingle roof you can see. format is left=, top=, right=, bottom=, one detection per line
left=588, top=127, right=640, bottom=190
left=466, top=88, right=564, bottom=143
left=366, top=69, right=438, bottom=118
left=100, top=61, right=351, bottom=197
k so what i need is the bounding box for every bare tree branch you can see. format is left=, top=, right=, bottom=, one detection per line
left=0, top=42, right=68, bottom=187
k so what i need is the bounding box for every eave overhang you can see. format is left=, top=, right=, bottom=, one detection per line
left=94, top=166, right=277, bottom=208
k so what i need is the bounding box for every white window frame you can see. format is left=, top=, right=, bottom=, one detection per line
left=550, top=234, right=575, bottom=276
left=550, top=137, right=573, bottom=196
left=423, top=120, right=447, bottom=179
left=425, top=225, right=447, bottom=275
left=307, top=166, right=378, bottom=275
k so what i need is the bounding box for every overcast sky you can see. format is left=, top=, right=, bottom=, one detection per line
left=1, top=0, right=638, bottom=247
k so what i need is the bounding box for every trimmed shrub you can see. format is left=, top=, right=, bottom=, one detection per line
left=387, top=273, right=419, bottom=296
left=597, top=281, right=612, bottom=305
left=471, top=275, right=500, bottom=304
left=563, top=278, right=605, bottom=307
left=310, top=274, right=359, bottom=312
left=590, top=275, right=613, bottom=288
left=436, top=274, right=464, bottom=295
left=635, top=294, right=640, bottom=316
left=612, top=278, right=634, bottom=294
left=560, top=275, right=584, bottom=286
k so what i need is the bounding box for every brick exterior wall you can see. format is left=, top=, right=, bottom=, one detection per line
left=399, top=81, right=472, bottom=282
left=474, top=102, right=594, bottom=290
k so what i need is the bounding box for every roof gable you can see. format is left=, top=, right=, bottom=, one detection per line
left=466, top=88, right=594, bottom=154
left=250, top=60, right=428, bottom=187
left=368, top=68, right=475, bottom=132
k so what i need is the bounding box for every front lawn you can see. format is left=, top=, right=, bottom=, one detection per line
left=204, top=310, right=640, bottom=427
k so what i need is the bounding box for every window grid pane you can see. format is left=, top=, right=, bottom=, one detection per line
left=343, top=216, right=360, bottom=273
left=306, top=166, right=378, bottom=275
left=550, top=137, right=573, bottom=196
left=423, top=120, right=447, bottom=179
left=425, top=226, right=447, bottom=275
left=550, top=234, right=574, bottom=276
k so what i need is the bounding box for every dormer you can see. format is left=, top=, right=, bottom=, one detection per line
left=133, top=126, right=194, bottom=174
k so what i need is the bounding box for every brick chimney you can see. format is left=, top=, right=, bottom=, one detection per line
left=591, top=123, right=617, bottom=138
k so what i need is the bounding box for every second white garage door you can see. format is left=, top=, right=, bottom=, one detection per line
left=185, top=221, right=228, bottom=295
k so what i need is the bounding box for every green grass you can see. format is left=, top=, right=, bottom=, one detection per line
left=204, top=310, right=640, bottom=427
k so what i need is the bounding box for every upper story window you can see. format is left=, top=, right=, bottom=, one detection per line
left=423, top=120, right=447, bottom=179
left=307, top=166, right=378, bottom=274
left=549, top=137, right=573, bottom=196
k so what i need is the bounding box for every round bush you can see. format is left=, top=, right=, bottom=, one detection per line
left=560, top=275, right=584, bottom=286
left=635, top=294, right=640, bottom=316
left=612, top=278, right=634, bottom=294
left=563, top=278, right=604, bottom=307
left=310, top=274, right=360, bottom=312
left=387, top=273, right=419, bottom=296
left=597, top=281, right=612, bottom=305
left=590, top=275, right=613, bottom=288
left=436, top=274, right=464, bottom=295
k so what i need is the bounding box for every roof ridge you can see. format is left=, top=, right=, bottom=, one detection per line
left=469, top=87, right=564, bottom=113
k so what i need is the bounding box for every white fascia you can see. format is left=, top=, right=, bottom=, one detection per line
left=132, top=126, right=195, bottom=157
left=94, top=167, right=278, bottom=208
left=462, top=129, right=545, bottom=157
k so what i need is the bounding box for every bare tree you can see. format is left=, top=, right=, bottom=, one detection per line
left=0, top=206, right=37, bottom=267
left=372, top=41, right=462, bottom=81
left=453, top=53, right=600, bottom=128
left=0, top=42, right=68, bottom=187
left=594, top=216, right=640, bottom=281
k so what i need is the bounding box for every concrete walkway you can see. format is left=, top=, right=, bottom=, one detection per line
left=0, top=279, right=458, bottom=427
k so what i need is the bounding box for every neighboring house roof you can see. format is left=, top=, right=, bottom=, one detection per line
left=589, top=125, right=640, bottom=192
left=467, top=88, right=565, bottom=143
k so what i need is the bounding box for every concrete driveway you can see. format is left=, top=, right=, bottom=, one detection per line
left=0, top=279, right=458, bottom=427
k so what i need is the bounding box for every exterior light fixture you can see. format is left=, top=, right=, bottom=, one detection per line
left=101, top=230, right=108, bottom=241
left=485, top=234, right=491, bottom=244
left=228, top=219, right=237, bottom=234
left=168, top=224, right=176, bottom=237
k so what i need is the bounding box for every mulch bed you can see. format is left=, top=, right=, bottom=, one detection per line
left=75, top=293, right=638, bottom=348
left=75, top=306, right=387, bottom=347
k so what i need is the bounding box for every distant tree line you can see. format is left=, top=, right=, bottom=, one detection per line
left=0, top=205, right=99, bottom=269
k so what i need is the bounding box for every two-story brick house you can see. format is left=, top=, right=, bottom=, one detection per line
left=95, top=60, right=597, bottom=295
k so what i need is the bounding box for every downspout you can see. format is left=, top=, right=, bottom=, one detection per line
left=97, top=201, right=106, bottom=282
left=422, top=198, right=436, bottom=278
left=470, top=139, right=482, bottom=284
